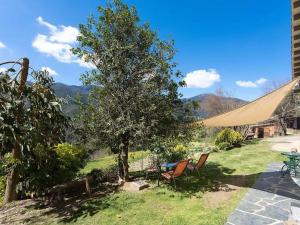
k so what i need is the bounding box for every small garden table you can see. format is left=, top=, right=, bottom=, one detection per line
left=281, top=152, right=300, bottom=176
left=160, top=162, right=177, bottom=171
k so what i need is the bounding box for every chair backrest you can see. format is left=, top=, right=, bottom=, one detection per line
left=173, top=159, right=190, bottom=177
left=195, top=153, right=209, bottom=170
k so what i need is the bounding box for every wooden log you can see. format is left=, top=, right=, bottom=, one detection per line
left=48, top=176, right=93, bottom=205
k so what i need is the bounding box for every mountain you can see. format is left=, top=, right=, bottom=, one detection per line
left=184, top=94, right=248, bottom=118
left=52, top=83, right=93, bottom=116
left=53, top=83, right=247, bottom=118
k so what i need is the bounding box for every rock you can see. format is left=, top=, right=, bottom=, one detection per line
left=123, top=180, right=150, bottom=191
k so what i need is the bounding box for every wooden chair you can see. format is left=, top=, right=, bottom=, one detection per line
left=187, top=153, right=209, bottom=176
left=161, top=159, right=190, bottom=188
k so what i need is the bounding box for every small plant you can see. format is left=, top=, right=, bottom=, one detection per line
left=215, top=128, right=243, bottom=150
left=159, top=145, right=189, bottom=163
left=190, top=142, right=218, bottom=153
left=0, top=176, right=5, bottom=205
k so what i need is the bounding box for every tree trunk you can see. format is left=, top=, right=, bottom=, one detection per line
left=279, top=117, right=287, bottom=136
left=118, top=153, right=124, bottom=180
left=118, top=135, right=129, bottom=182
left=4, top=58, right=29, bottom=204
left=4, top=141, right=21, bottom=203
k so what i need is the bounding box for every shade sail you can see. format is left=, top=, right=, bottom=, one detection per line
left=201, top=78, right=299, bottom=127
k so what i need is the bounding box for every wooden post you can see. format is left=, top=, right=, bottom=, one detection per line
left=4, top=58, right=29, bottom=204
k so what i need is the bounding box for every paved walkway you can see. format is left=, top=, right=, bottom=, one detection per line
left=226, top=163, right=300, bottom=225
left=267, top=134, right=300, bottom=152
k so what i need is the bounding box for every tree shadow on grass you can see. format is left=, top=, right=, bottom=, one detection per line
left=156, top=162, right=259, bottom=198
left=10, top=162, right=300, bottom=224
left=22, top=184, right=117, bottom=224
left=155, top=162, right=300, bottom=201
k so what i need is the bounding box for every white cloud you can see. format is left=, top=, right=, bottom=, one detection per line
left=37, top=16, right=79, bottom=44
left=36, top=16, right=57, bottom=33
left=33, top=34, right=74, bottom=63
left=235, top=81, right=257, bottom=88
left=184, top=69, right=221, bottom=88
left=33, top=17, right=95, bottom=69
left=0, top=41, right=6, bottom=49
left=236, top=77, right=268, bottom=88
left=256, top=78, right=268, bottom=85
left=0, top=67, right=7, bottom=73
left=41, top=66, right=58, bottom=76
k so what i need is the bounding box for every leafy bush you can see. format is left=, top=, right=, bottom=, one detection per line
left=54, top=143, right=88, bottom=180
left=17, top=143, right=88, bottom=196
left=215, top=128, right=243, bottom=150
left=216, top=142, right=231, bottom=151
left=159, top=145, right=189, bottom=163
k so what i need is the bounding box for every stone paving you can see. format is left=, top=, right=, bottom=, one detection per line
left=226, top=163, right=300, bottom=225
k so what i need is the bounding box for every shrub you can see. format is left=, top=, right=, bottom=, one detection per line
left=215, top=128, right=243, bottom=150
left=159, top=145, right=189, bottom=163
left=18, top=143, right=88, bottom=197
left=54, top=143, right=89, bottom=180
left=216, top=142, right=231, bottom=151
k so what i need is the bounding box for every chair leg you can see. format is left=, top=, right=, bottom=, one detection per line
left=173, top=178, right=176, bottom=189
left=184, top=171, right=188, bottom=178
left=281, top=165, right=286, bottom=177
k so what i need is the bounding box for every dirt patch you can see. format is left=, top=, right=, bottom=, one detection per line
left=0, top=199, right=54, bottom=225
left=202, top=184, right=241, bottom=208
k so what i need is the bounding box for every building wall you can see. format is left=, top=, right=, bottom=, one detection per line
left=253, top=124, right=281, bottom=138
left=292, top=0, right=300, bottom=78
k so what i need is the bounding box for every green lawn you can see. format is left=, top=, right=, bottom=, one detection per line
left=81, top=150, right=149, bottom=174
left=29, top=141, right=284, bottom=225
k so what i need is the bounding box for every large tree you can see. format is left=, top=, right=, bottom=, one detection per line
left=0, top=58, right=68, bottom=203
left=73, top=0, right=188, bottom=181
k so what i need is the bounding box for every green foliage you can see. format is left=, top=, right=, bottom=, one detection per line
left=0, top=176, right=5, bottom=205
left=216, top=142, right=231, bottom=151
left=54, top=143, right=88, bottom=179
left=190, top=142, right=218, bottom=153
left=18, top=143, right=87, bottom=196
left=215, top=128, right=243, bottom=150
left=0, top=66, right=69, bottom=197
left=18, top=141, right=284, bottom=225
left=72, top=0, right=196, bottom=178
left=158, top=144, right=189, bottom=163
left=0, top=70, right=69, bottom=156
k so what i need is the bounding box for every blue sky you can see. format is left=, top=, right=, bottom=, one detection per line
left=0, top=0, right=292, bottom=101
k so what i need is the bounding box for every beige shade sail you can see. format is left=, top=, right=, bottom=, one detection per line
left=201, top=78, right=299, bottom=127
